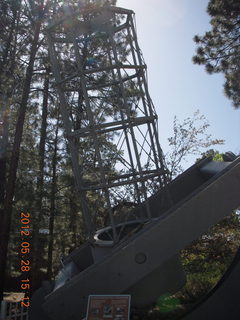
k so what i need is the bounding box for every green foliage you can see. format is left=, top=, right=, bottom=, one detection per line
left=178, top=212, right=240, bottom=311
left=196, top=148, right=224, bottom=162
left=156, top=294, right=180, bottom=314
left=193, top=0, right=240, bottom=108
left=212, top=151, right=224, bottom=161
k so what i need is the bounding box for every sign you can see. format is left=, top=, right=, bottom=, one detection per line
left=86, top=295, right=131, bottom=320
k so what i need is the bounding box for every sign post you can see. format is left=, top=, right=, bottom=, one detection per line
left=86, top=295, right=131, bottom=320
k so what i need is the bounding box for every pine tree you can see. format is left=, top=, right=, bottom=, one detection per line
left=193, top=0, right=240, bottom=108
left=0, top=0, right=49, bottom=300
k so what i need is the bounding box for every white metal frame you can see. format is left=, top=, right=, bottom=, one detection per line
left=0, top=301, right=28, bottom=320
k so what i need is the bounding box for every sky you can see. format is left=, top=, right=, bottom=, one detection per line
left=117, top=0, right=240, bottom=167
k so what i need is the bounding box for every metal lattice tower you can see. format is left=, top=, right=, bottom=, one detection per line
left=46, top=4, right=168, bottom=243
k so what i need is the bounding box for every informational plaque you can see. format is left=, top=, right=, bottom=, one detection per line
left=86, top=295, right=131, bottom=320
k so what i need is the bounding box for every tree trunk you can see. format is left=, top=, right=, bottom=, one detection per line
left=31, top=67, right=50, bottom=290
left=47, top=119, right=59, bottom=278
left=69, top=192, right=79, bottom=250
left=37, top=69, right=50, bottom=212
left=0, top=107, right=9, bottom=207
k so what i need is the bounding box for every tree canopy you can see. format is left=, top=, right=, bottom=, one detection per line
left=193, top=0, right=240, bottom=108
left=165, top=110, right=224, bottom=179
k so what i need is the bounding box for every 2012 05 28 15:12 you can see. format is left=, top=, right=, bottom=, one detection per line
left=20, top=212, right=31, bottom=308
